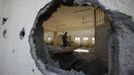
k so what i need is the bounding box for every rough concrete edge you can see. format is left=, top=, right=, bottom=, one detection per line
left=28, top=0, right=110, bottom=75
left=28, top=0, right=134, bottom=75
left=28, top=2, right=53, bottom=75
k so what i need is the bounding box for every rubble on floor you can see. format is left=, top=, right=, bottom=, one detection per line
left=51, top=51, right=108, bottom=75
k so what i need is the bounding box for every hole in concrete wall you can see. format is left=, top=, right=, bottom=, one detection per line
left=19, top=28, right=25, bottom=40
left=3, top=29, right=7, bottom=38
left=29, top=0, right=110, bottom=75
left=43, top=4, right=110, bottom=75
left=29, top=0, right=134, bottom=75
left=2, top=17, right=8, bottom=25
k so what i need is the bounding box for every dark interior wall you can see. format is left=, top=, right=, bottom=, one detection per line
left=95, top=8, right=111, bottom=62
left=95, top=24, right=110, bottom=62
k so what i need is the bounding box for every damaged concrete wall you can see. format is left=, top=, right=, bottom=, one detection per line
left=99, top=0, right=134, bottom=21
left=0, top=0, right=57, bottom=75
left=0, top=0, right=134, bottom=75
left=108, top=11, right=134, bottom=75
left=0, top=0, right=3, bottom=25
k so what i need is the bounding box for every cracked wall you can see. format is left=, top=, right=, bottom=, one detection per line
left=0, top=0, right=134, bottom=75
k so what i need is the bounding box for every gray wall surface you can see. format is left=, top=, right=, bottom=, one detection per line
left=0, top=0, right=134, bottom=75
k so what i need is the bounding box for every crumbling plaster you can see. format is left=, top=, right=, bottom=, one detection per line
left=0, top=0, right=134, bottom=75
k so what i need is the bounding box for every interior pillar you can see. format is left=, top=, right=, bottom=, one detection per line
left=53, top=31, right=58, bottom=46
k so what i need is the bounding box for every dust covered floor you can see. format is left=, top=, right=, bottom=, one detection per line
left=49, top=47, right=108, bottom=75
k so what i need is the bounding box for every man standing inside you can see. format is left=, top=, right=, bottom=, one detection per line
left=62, top=32, right=68, bottom=47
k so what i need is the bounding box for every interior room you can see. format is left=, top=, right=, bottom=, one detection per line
left=42, top=4, right=110, bottom=75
